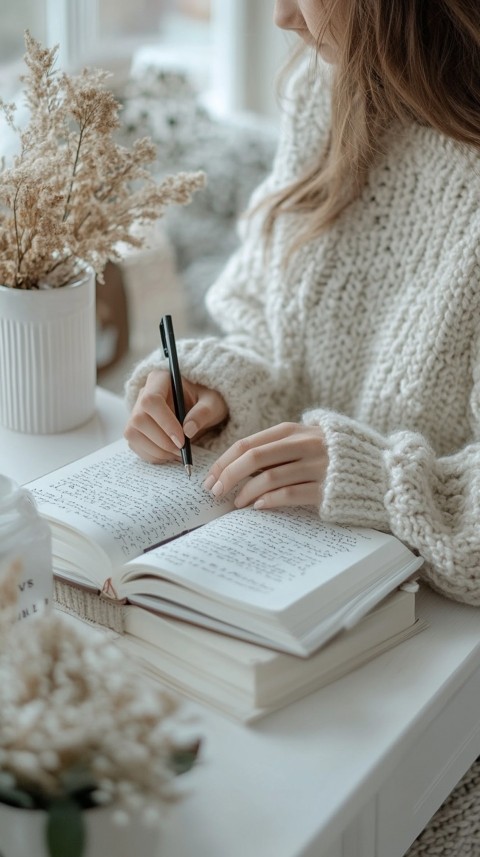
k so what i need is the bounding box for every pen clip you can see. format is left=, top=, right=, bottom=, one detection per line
left=159, top=318, right=169, bottom=359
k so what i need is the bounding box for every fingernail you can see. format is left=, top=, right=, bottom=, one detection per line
left=203, top=475, right=215, bottom=491
left=183, top=420, right=197, bottom=438
left=170, top=434, right=183, bottom=449
left=254, top=499, right=265, bottom=510
left=211, top=480, right=224, bottom=497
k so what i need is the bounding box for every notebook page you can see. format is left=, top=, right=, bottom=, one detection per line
left=29, top=439, right=234, bottom=571
left=124, top=505, right=398, bottom=610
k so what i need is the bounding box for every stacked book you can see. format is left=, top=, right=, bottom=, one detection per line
left=29, top=439, right=425, bottom=722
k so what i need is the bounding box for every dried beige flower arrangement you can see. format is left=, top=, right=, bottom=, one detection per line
left=0, top=560, right=200, bottom=857
left=0, top=32, right=204, bottom=289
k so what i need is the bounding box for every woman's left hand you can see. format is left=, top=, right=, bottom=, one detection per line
left=203, top=422, right=328, bottom=510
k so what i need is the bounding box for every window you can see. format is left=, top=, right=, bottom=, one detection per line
left=0, top=1, right=212, bottom=80
left=0, top=0, right=287, bottom=119
left=99, top=0, right=211, bottom=43
left=96, top=0, right=215, bottom=102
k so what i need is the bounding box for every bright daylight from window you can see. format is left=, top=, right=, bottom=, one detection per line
left=0, top=1, right=213, bottom=101
left=0, top=0, right=286, bottom=116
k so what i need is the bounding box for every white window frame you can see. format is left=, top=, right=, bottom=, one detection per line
left=211, top=0, right=289, bottom=118
left=45, top=0, right=98, bottom=69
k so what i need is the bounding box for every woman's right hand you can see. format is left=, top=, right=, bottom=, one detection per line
left=124, top=369, right=229, bottom=464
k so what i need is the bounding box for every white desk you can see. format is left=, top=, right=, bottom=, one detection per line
left=0, top=388, right=128, bottom=484
left=1, top=387, right=479, bottom=857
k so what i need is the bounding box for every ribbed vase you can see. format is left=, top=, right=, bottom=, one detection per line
left=0, top=268, right=96, bottom=434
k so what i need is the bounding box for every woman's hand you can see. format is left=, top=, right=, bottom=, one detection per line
left=124, top=369, right=228, bottom=464
left=203, top=422, right=328, bottom=510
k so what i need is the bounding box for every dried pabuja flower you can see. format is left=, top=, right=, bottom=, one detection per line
left=0, top=31, right=205, bottom=289
left=0, top=560, right=200, bottom=818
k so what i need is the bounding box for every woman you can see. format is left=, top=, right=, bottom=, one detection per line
left=125, top=0, right=480, bottom=606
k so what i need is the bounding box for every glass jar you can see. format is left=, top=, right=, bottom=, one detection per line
left=0, top=474, right=52, bottom=622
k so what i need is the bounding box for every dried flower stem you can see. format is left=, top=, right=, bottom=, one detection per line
left=62, top=124, right=85, bottom=223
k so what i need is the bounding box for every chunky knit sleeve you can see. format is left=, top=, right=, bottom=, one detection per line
left=124, top=162, right=291, bottom=447
left=125, top=226, right=288, bottom=449
left=302, top=386, right=480, bottom=605
left=125, top=56, right=327, bottom=449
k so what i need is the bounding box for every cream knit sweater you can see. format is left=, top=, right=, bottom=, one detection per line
left=126, top=58, right=480, bottom=607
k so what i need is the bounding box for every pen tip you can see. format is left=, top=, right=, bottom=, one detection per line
left=185, top=464, right=192, bottom=479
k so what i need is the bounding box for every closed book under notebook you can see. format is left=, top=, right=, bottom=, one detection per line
left=29, top=438, right=423, bottom=657
left=117, top=586, right=424, bottom=722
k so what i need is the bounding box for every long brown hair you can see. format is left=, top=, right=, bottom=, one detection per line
left=263, top=0, right=480, bottom=248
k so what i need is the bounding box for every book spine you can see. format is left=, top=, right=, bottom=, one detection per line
left=54, top=578, right=125, bottom=633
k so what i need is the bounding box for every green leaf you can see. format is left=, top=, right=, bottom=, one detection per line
left=0, top=784, right=35, bottom=809
left=45, top=798, right=85, bottom=857
left=168, top=739, right=201, bottom=776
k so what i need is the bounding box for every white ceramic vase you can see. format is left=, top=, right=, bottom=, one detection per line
left=0, top=802, right=160, bottom=857
left=0, top=268, right=96, bottom=434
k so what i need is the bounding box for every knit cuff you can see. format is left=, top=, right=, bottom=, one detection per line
left=125, top=349, right=168, bottom=410
left=125, top=336, right=278, bottom=450
left=302, top=408, right=391, bottom=530
left=124, top=337, right=238, bottom=410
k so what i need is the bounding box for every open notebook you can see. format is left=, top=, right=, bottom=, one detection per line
left=29, top=438, right=423, bottom=657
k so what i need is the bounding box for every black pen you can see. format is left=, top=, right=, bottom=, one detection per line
left=160, top=315, right=193, bottom=479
